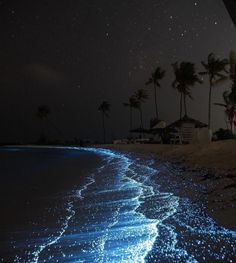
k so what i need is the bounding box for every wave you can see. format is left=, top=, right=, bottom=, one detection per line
left=12, top=147, right=178, bottom=262
left=11, top=147, right=236, bottom=262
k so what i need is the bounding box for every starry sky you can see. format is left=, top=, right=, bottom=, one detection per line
left=0, top=0, right=236, bottom=143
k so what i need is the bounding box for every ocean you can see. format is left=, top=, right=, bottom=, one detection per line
left=0, top=146, right=235, bottom=262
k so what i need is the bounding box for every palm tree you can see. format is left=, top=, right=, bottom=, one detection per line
left=228, top=51, right=236, bottom=104
left=172, top=62, right=202, bottom=119
left=199, top=53, right=228, bottom=129
left=37, top=105, right=50, bottom=120
left=229, top=51, right=236, bottom=81
left=98, top=101, right=110, bottom=143
left=123, top=95, right=140, bottom=131
left=215, top=91, right=236, bottom=133
left=146, top=66, right=165, bottom=119
left=214, top=52, right=236, bottom=134
left=134, top=89, right=148, bottom=129
left=36, top=105, right=51, bottom=142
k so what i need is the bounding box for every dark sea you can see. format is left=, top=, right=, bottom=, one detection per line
left=0, top=146, right=235, bottom=263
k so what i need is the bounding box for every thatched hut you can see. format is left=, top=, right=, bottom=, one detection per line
left=167, top=115, right=208, bottom=144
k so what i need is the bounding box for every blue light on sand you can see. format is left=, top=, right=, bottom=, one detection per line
left=5, top=147, right=236, bottom=262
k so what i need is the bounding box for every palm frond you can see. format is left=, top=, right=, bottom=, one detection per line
left=98, top=101, right=110, bottom=115
left=146, top=66, right=165, bottom=87
left=212, top=76, right=228, bottom=86
left=172, top=61, right=201, bottom=96
left=199, top=71, right=208, bottom=75
left=134, top=89, right=148, bottom=103
left=214, top=103, right=227, bottom=108
left=145, top=78, right=153, bottom=85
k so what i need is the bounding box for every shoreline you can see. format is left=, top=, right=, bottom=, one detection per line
left=1, top=145, right=235, bottom=261
left=2, top=143, right=236, bottom=229
left=99, top=140, right=236, bottom=171
left=97, top=140, right=236, bottom=230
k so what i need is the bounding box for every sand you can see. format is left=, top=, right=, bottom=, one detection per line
left=98, top=140, right=236, bottom=229
left=104, top=140, right=236, bottom=171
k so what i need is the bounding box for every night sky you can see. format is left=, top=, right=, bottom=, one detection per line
left=1, top=0, right=236, bottom=143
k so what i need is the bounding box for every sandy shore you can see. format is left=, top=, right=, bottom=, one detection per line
left=102, top=140, right=236, bottom=171
left=98, top=140, right=236, bottom=229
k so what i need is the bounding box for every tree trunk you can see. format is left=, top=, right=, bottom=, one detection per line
left=230, top=115, right=235, bottom=134
left=102, top=113, right=105, bottom=143
left=154, top=84, right=159, bottom=119
left=208, top=80, right=213, bottom=129
left=230, top=119, right=233, bottom=134
left=48, top=119, right=64, bottom=138
left=139, top=106, right=143, bottom=129
left=180, top=93, right=183, bottom=119
left=139, top=107, right=144, bottom=138
left=232, top=116, right=235, bottom=134
left=130, top=106, right=133, bottom=131
left=40, top=119, right=46, bottom=142
left=225, top=117, right=229, bottom=130
left=183, top=93, right=187, bottom=116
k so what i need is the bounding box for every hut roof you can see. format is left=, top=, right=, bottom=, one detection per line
left=167, top=115, right=207, bottom=129
left=151, top=120, right=166, bottom=130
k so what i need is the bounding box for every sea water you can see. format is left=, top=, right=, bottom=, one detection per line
left=0, top=146, right=235, bottom=262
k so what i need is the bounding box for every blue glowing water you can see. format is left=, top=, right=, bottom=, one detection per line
left=1, top=147, right=236, bottom=262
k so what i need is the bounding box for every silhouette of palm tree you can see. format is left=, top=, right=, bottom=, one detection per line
left=146, top=66, right=165, bottom=120
left=134, top=89, right=148, bottom=129
left=172, top=61, right=202, bottom=118
left=123, top=95, right=139, bottom=130
left=200, top=53, right=228, bottom=129
left=123, top=95, right=140, bottom=131
left=215, top=91, right=236, bottom=133
left=215, top=52, right=236, bottom=133
left=37, top=105, right=50, bottom=120
left=98, top=101, right=110, bottom=143
left=228, top=51, right=236, bottom=104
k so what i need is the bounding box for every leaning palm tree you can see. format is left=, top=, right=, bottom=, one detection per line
left=134, top=89, right=148, bottom=129
left=228, top=51, right=236, bottom=104
left=199, top=53, right=229, bottom=129
left=215, top=91, right=236, bottom=133
left=229, top=51, right=236, bottom=82
left=214, top=52, right=236, bottom=134
left=123, top=95, right=140, bottom=131
left=98, top=101, right=110, bottom=143
left=146, top=66, right=165, bottom=119
left=172, top=62, right=202, bottom=118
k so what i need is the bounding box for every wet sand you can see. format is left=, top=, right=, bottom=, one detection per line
left=100, top=141, right=236, bottom=230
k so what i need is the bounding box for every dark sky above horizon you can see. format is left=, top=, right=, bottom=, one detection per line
left=0, top=0, right=236, bottom=142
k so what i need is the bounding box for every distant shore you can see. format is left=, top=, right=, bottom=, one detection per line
left=98, top=140, right=236, bottom=229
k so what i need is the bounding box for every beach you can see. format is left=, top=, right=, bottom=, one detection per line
left=0, top=145, right=236, bottom=262
left=101, top=140, right=236, bottom=230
